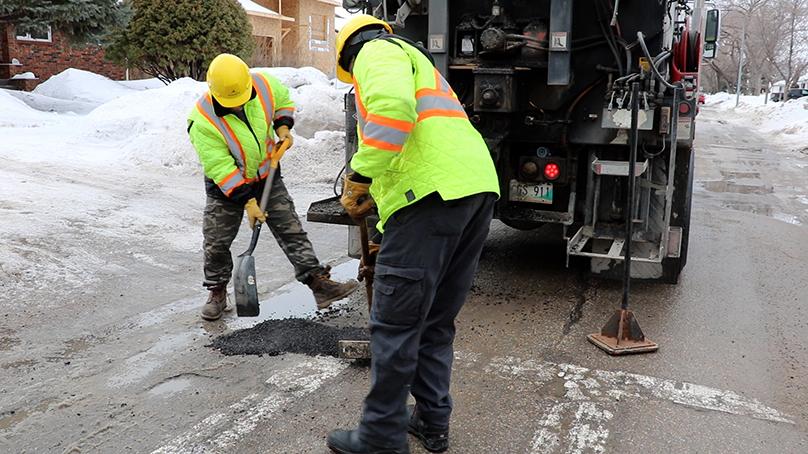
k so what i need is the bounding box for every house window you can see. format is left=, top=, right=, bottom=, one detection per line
left=16, top=25, right=52, bottom=42
left=309, top=15, right=330, bottom=52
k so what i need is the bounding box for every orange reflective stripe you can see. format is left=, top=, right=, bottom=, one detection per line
left=217, top=168, right=248, bottom=196
left=363, top=137, right=404, bottom=153
left=274, top=107, right=295, bottom=119
left=221, top=117, right=247, bottom=171
left=197, top=94, right=247, bottom=176
left=353, top=79, right=368, bottom=118
left=416, top=88, right=454, bottom=99
left=253, top=74, right=278, bottom=154
left=365, top=113, right=414, bottom=133
left=418, top=109, right=468, bottom=121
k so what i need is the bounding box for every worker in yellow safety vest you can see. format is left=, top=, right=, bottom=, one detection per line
left=327, top=15, right=500, bottom=454
left=187, top=53, right=357, bottom=321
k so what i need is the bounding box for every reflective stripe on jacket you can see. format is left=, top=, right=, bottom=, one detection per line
left=188, top=71, right=295, bottom=197
left=350, top=38, right=499, bottom=231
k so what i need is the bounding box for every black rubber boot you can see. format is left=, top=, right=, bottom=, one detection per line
left=327, top=429, right=409, bottom=454
left=407, top=405, right=449, bottom=453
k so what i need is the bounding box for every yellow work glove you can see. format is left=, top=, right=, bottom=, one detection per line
left=244, top=198, right=266, bottom=230
left=275, top=125, right=294, bottom=148
left=341, top=174, right=374, bottom=219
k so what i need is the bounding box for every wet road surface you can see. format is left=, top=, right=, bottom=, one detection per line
left=2, top=106, right=807, bottom=453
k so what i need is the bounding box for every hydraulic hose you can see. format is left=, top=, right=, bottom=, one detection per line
left=637, top=32, right=679, bottom=89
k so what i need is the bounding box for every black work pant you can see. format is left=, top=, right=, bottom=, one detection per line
left=358, top=192, right=495, bottom=447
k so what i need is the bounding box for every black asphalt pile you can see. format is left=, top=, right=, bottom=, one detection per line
left=209, top=318, right=369, bottom=357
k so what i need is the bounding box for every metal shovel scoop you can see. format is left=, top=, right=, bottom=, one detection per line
left=234, top=139, right=290, bottom=317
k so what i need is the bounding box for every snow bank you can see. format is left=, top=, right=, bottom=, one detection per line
left=11, top=71, right=36, bottom=80
left=704, top=93, right=766, bottom=111
left=290, top=84, right=346, bottom=138
left=282, top=131, right=346, bottom=185
left=119, top=78, right=166, bottom=90
left=258, top=66, right=331, bottom=89
left=0, top=89, right=51, bottom=126
left=34, top=68, right=135, bottom=104
left=7, top=66, right=347, bottom=175
left=5, top=90, right=97, bottom=114
left=83, top=77, right=207, bottom=170
left=706, top=92, right=808, bottom=144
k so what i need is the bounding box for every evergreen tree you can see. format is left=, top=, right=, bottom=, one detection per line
left=106, top=0, right=254, bottom=84
left=0, top=0, right=127, bottom=43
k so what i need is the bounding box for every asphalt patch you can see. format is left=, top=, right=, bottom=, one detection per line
left=209, top=318, right=369, bottom=357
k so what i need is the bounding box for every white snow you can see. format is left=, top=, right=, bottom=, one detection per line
left=33, top=68, right=136, bottom=104
left=11, top=71, right=36, bottom=80
left=0, top=66, right=348, bottom=300
left=238, top=0, right=281, bottom=17
left=704, top=92, right=808, bottom=146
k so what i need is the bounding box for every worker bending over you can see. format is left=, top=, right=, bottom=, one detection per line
left=188, top=53, right=357, bottom=321
left=329, top=16, right=499, bottom=454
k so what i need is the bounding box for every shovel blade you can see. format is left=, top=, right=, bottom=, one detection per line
left=234, top=255, right=260, bottom=317
left=338, top=340, right=371, bottom=359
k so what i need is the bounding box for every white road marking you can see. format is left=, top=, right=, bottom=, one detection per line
left=151, top=356, right=348, bottom=454
left=485, top=356, right=793, bottom=454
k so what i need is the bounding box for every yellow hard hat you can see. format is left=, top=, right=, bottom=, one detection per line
left=335, top=14, right=393, bottom=83
left=206, top=53, right=252, bottom=108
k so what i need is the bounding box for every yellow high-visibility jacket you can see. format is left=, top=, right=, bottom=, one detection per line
left=350, top=38, right=499, bottom=230
left=188, top=71, right=295, bottom=199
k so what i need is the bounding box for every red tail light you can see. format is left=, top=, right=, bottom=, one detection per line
left=544, top=162, right=560, bottom=180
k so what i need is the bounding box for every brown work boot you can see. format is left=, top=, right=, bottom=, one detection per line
left=201, top=287, right=228, bottom=321
left=308, top=271, right=359, bottom=310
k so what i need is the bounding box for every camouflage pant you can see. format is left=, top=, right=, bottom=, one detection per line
left=202, top=175, right=323, bottom=289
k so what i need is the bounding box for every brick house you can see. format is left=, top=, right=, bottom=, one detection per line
left=0, top=24, right=123, bottom=90
left=242, top=0, right=340, bottom=76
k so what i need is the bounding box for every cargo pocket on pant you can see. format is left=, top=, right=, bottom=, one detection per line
left=372, top=263, right=425, bottom=325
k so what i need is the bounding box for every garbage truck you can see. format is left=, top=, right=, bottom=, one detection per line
left=308, top=0, right=721, bottom=284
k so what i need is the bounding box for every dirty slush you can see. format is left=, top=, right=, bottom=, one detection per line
left=209, top=318, right=369, bottom=357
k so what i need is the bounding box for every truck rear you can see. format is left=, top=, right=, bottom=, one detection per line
left=309, top=0, right=720, bottom=284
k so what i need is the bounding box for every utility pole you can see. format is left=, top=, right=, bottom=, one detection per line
left=735, top=18, right=747, bottom=107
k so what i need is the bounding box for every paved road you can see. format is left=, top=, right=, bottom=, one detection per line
left=2, top=106, right=807, bottom=453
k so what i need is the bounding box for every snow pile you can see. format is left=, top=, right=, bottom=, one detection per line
left=119, top=78, right=166, bottom=90
left=255, top=67, right=347, bottom=138
left=5, top=89, right=97, bottom=114
left=706, top=92, right=808, bottom=143
left=282, top=131, right=346, bottom=185
left=11, top=71, right=36, bottom=80
left=83, top=77, right=207, bottom=170
left=6, top=66, right=347, bottom=174
left=34, top=68, right=135, bottom=104
left=704, top=93, right=766, bottom=111
left=0, top=89, right=51, bottom=126
left=259, top=66, right=331, bottom=89
left=290, top=84, right=346, bottom=137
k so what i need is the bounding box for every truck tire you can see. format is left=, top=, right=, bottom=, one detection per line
left=661, top=145, right=694, bottom=284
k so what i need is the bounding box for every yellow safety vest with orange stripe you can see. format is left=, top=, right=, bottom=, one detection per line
left=350, top=38, right=499, bottom=230
left=188, top=71, right=295, bottom=197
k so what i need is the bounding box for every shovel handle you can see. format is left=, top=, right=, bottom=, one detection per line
left=358, top=219, right=373, bottom=311
left=258, top=138, right=292, bottom=215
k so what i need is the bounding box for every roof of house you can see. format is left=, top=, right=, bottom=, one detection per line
left=238, top=0, right=293, bottom=21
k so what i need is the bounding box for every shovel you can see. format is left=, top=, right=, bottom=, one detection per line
left=338, top=214, right=375, bottom=359
left=234, top=139, right=291, bottom=317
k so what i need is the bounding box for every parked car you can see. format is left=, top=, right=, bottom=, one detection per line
left=771, top=87, right=808, bottom=102
left=698, top=93, right=706, bottom=104
left=787, top=87, right=808, bottom=100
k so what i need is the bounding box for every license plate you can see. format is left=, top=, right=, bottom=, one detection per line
left=509, top=180, right=553, bottom=205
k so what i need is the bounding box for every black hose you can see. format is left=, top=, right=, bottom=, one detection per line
left=594, top=0, right=624, bottom=75
left=637, top=32, right=679, bottom=89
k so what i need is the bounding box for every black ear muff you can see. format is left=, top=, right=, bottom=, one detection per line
left=338, top=26, right=387, bottom=72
